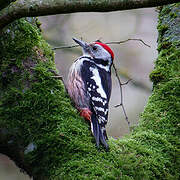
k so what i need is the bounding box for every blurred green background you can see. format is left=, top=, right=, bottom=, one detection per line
left=0, top=8, right=158, bottom=179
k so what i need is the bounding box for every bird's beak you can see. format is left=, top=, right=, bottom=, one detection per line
left=72, top=38, right=89, bottom=50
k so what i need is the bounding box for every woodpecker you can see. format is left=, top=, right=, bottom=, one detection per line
left=66, top=38, right=114, bottom=150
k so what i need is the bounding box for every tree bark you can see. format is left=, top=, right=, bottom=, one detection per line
left=0, top=3, right=179, bottom=180
left=0, top=0, right=179, bottom=30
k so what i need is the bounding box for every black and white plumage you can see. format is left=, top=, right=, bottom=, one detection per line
left=66, top=38, right=114, bottom=150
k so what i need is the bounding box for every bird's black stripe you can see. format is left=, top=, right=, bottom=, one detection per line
left=79, top=56, right=109, bottom=66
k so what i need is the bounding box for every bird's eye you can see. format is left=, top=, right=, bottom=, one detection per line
left=92, top=46, right=97, bottom=51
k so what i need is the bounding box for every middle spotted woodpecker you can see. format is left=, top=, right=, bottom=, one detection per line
left=66, top=38, right=114, bottom=150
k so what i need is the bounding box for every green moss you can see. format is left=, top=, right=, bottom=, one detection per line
left=149, top=68, right=166, bottom=84
left=157, top=24, right=168, bottom=37
left=150, top=43, right=180, bottom=84
left=157, top=3, right=180, bottom=43
left=170, top=12, right=178, bottom=18
left=0, top=18, right=93, bottom=177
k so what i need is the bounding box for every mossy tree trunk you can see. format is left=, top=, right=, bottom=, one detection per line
left=0, top=3, right=179, bottom=180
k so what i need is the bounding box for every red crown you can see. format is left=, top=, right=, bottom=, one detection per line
left=95, top=42, right=114, bottom=60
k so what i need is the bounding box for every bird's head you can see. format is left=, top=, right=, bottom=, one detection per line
left=73, top=38, right=114, bottom=68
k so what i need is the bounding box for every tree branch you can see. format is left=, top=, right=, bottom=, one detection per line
left=112, top=63, right=130, bottom=128
left=52, top=38, right=150, bottom=50
left=0, top=0, right=179, bottom=30
left=107, top=38, right=151, bottom=48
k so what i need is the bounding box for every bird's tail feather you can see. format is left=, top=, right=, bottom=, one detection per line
left=91, top=114, right=109, bottom=150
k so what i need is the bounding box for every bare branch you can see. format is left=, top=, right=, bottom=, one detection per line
left=52, top=38, right=150, bottom=50
left=52, top=45, right=79, bottom=50
left=51, top=76, right=63, bottom=79
left=48, top=69, right=65, bottom=84
left=121, top=79, right=132, bottom=85
left=112, top=63, right=130, bottom=128
left=106, top=39, right=151, bottom=48
left=0, top=0, right=179, bottom=30
left=118, top=68, right=152, bottom=92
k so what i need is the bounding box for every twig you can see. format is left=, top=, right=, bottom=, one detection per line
left=117, top=68, right=151, bottom=92
left=48, top=69, right=65, bottom=84
left=112, top=63, right=130, bottom=128
left=52, top=44, right=79, bottom=50
left=121, top=79, right=132, bottom=85
left=51, top=76, right=63, bottom=79
left=106, top=38, right=151, bottom=48
left=52, top=38, right=150, bottom=50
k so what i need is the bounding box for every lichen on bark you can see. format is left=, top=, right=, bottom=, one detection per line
left=0, top=3, right=180, bottom=180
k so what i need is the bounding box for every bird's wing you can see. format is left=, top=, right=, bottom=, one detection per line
left=81, top=61, right=111, bottom=126
left=81, top=60, right=111, bottom=149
